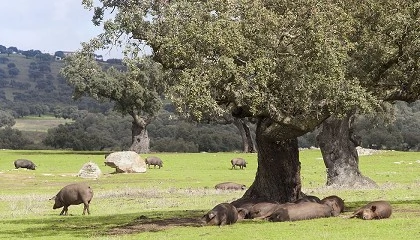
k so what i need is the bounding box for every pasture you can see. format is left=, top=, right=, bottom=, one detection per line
left=0, top=149, right=419, bottom=239
left=13, top=116, right=74, bottom=133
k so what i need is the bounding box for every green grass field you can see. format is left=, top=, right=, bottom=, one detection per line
left=0, top=149, right=419, bottom=239
left=13, top=116, right=73, bottom=132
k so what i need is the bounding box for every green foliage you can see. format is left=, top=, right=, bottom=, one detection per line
left=41, top=110, right=242, bottom=152
left=0, top=110, right=15, bottom=127
left=347, top=0, right=420, bottom=102
left=299, top=100, right=420, bottom=150
left=43, top=112, right=131, bottom=151
left=83, top=0, right=381, bottom=131
left=0, top=127, right=32, bottom=149
left=354, top=101, right=420, bottom=151
left=0, top=56, right=9, bottom=64
left=8, top=67, right=19, bottom=77
left=149, top=120, right=242, bottom=152
left=54, top=51, right=65, bottom=59
left=61, top=54, right=164, bottom=119
left=0, top=150, right=419, bottom=239
left=0, top=53, right=115, bottom=118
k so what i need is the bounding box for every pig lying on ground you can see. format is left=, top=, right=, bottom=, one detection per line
left=249, top=201, right=295, bottom=220
left=294, top=195, right=321, bottom=204
left=320, top=195, right=345, bottom=216
left=201, top=203, right=238, bottom=226
left=14, top=159, right=37, bottom=170
left=269, top=202, right=333, bottom=222
left=215, top=182, right=246, bottom=190
left=230, top=198, right=266, bottom=220
left=50, top=183, right=93, bottom=215
left=350, top=201, right=392, bottom=220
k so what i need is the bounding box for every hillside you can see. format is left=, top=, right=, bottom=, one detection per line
left=0, top=52, right=116, bottom=117
left=0, top=53, right=72, bottom=103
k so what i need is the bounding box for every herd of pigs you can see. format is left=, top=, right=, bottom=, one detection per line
left=202, top=194, right=393, bottom=226
left=13, top=157, right=392, bottom=224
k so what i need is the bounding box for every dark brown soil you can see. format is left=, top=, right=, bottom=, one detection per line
left=108, top=216, right=203, bottom=235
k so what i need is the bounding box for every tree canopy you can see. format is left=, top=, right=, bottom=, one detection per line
left=61, top=49, right=166, bottom=153
left=81, top=0, right=380, bottom=132
left=76, top=0, right=419, bottom=202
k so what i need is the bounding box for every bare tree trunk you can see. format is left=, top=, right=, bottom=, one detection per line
left=317, top=112, right=377, bottom=188
left=240, top=118, right=302, bottom=203
left=242, top=118, right=256, bottom=153
left=234, top=118, right=256, bottom=153
left=128, top=113, right=150, bottom=154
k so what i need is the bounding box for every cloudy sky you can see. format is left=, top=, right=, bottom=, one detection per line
left=1, top=0, right=124, bottom=59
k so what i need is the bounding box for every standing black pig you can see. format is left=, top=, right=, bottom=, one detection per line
left=145, top=156, right=163, bottom=169
left=201, top=203, right=238, bottom=226
left=50, top=183, right=93, bottom=215
left=14, top=159, right=37, bottom=170
left=231, top=158, right=247, bottom=169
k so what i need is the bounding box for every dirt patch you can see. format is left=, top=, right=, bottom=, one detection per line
left=108, top=216, right=203, bottom=235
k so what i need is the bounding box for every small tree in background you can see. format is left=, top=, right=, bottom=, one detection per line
left=62, top=55, right=165, bottom=154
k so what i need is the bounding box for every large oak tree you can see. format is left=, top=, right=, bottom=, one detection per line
left=80, top=0, right=382, bottom=202
left=317, top=0, right=420, bottom=188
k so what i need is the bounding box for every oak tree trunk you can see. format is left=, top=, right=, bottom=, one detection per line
left=317, top=113, right=377, bottom=188
left=234, top=118, right=256, bottom=153
left=240, top=118, right=302, bottom=203
left=128, top=117, right=150, bottom=154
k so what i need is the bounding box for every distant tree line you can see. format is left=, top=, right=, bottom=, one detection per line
left=41, top=108, right=243, bottom=152
left=1, top=100, right=418, bottom=152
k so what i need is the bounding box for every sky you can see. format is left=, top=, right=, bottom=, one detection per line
left=0, top=0, right=124, bottom=60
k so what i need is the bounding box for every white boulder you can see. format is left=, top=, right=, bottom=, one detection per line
left=78, top=161, right=102, bottom=179
left=104, top=151, right=146, bottom=173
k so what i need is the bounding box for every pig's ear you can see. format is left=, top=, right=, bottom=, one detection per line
left=371, top=205, right=377, bottom=212
left=237, top=208, right=249, bottom=218
left=49, top=196, right=56, bottom=201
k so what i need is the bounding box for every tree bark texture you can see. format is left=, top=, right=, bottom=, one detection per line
left=241, top=118, right=302, bottom=203
left=234, top=118, right=256, bottom=153
left=317, top=113, right=378, bottom=188
left=129, top=120, right=150, bottom=154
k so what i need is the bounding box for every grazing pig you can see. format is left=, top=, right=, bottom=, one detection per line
left=145, top=156, right=163, bottom=169
left=14, top=159, right=37, bottom=170
left=50, top=183, right=93, bottom=215
left=215, top=182, right=246, bottom=190
left=294, top=195, right=321, bottom=204
left=201, top=203, right=238, bottom=226
left=249, top=201, right=293, bottom=219
left=231, top=158, right=247, bottom=169
left=350, top=201, right=392, bottom=220
left=320, top=195, right=345, bottom=216
left=269, top=202, right=333, bottom=222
